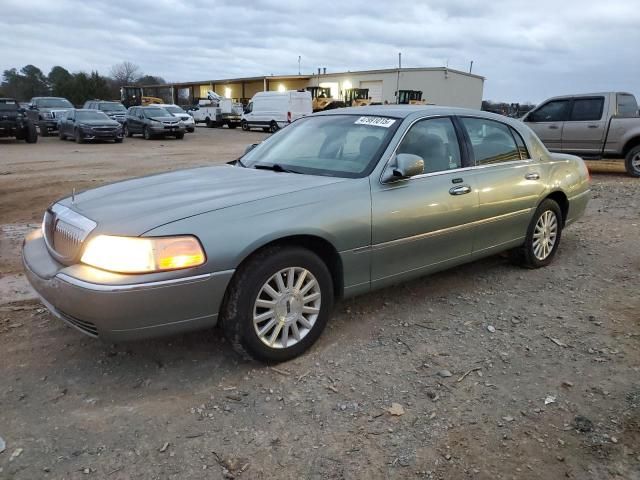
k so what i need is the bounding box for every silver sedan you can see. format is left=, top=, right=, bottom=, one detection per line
left=23, top=106, right=590, bottom=362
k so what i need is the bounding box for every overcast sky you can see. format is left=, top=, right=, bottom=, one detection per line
left=2, top=0, right=639, bottom=103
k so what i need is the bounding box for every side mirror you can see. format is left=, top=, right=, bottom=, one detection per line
left=522, top=112, right=531, bottom=122
left=244, top=143, right=259, bottom=154
left=392, top=153, right=424, bottom=179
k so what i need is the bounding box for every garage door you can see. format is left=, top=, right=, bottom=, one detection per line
left=360, top=81, right=383, bottom=103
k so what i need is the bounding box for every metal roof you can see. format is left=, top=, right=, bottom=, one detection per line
left=141, top=67, right=484, bottom=89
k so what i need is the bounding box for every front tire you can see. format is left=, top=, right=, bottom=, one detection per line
left=175, top=132, right=184, bottom=139
left=241, top=120, right=249, bottom=131
left=143, top=126, right=152, bottom=140
left=625, top=145, right=640, bottom=177
left=25, top=123, right=38, bottom=143
left=512, top=199, right=562, bottom=268
left=124, top=124, right=133, bottom=137
left=114, top=137, right=123, bottom=143
left=221, top=246, right=334, bottom=362
left=74, top=129, right=84, bottom=144
left=269, top=121, right=279, bottom=133
left=39, top=125, right=49, bottom=137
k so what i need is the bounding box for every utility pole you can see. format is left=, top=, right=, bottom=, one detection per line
left=469, top=60, right=474, bottom=74
left=396, top=52, right=401, bottom=104
left=298, top=56, right=301, bottom=76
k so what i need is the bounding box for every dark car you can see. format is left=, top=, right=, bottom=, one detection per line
left=0, top=98, right=37, bottom=143
left=124, top=106, right=186, bottom=140
left=58, top=109, right=123, bottom=143
left=26, top=96, right=73, bottom=136
left=83, top=100, right=128, bottom=124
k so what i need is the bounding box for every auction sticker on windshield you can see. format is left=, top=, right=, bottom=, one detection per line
left=354, top=117, right=396, bottom=128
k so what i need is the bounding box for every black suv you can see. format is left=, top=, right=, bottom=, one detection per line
left=83, top=100, right=128, bottom=124
left=26, top=96, right=73, bottom=136
left=124, top=106, right=185, bottom=140
left=0, top=98, right=37, bottom=143
left=58, top=109, right=123, bottom=143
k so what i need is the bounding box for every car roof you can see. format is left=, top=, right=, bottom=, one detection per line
left=316, top=105, right=524, bottom=124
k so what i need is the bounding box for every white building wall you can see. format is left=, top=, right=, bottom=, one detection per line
left=315, top=68, right=484, bottom=109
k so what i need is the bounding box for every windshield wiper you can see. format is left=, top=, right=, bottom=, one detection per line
left=253, top=163, right=301, bottom=174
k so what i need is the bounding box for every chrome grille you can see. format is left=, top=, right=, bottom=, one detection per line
left=43, top=204, right=97, bottom=263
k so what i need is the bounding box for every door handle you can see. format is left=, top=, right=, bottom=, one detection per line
left=525, top=172, right=540, bottom=180
left=548, top=125, right=559, bottom=129
left=449, top=185, right=472, bottom=195
left=587, top=125, right=599, bottom=129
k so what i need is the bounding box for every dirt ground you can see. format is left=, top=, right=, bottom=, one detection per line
left=1, top=129, right=639, bottom=480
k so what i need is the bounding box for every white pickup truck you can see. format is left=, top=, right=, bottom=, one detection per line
left=522, top=92, right=640, bottom=176
left=190, top=91, right=243, bottom=129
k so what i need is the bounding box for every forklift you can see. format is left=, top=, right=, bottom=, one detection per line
left=343, top=88, right=371, bottom=107
left=306, top=86, right=345, bottom=112
left=120, top=86, right=163, bottom=108
left=397, top=90, right=426, bottom=105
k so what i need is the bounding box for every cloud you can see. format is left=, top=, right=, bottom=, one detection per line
left=1, top=0, right=639, bottom=102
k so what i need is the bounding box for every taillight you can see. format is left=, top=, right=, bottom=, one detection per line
left=287, top=111, right=291, bottom=123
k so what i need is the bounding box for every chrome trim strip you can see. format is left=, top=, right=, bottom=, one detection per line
left=378, top=114, right=535, bottom=185
left=360, top=208, right=533, bottom=252
left=568, top=189, right=591, bottom=201
left=50, top=203, right=97, bottom=234
left=56, top=270, right=233, bottom=292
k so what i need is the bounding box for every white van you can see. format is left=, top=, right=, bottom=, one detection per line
left=241, top=91, right=312, bottom=132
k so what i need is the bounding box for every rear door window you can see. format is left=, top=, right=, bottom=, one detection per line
left=460, top=117, right=521, bottom=165
left=528, top=100, right=570, bottom=122
left=617, top=94, right=638, bottom=118
left=569, top=97, right=604, bottom=121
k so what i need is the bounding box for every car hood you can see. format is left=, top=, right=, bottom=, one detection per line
left=59, top=165, right=347, bottom=236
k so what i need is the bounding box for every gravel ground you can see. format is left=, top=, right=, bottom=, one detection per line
left=0, top=129, right=639, bottom=479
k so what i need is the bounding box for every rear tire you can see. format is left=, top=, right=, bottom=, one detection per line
left=25, top=123, right=38, bottom=143
left=624, top=145, right=640, bottom=177
left=205, top=117, right=213, bottom=128
left=228, top=123, right=238, bottom=129
left=511, top=199, right=562, bottom=268
left=220, top=246, right=334, bottom=362
left=58, top=129, right=65, bottom=140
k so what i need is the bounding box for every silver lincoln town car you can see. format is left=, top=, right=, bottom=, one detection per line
left=23, top=106, right=590, bottom=362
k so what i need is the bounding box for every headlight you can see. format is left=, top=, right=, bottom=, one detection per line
left=80, top=235, right=206, bottom=273
left=43, top=112, right=53, bottom=119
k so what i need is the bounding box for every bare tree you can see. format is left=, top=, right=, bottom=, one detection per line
left=110, top=61, right=141, bottom=87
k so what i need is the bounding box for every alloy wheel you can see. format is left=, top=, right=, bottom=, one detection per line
left=532, top=210, right=558, bottom=260
left=253, top=267, right=321, bottom=349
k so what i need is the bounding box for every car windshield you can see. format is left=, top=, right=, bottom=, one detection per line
left=0, top=100, right=18, bottom=110
left=77, top=111, right=110, bottom=121
left=144, top=108, right=170, bottom=118
left=99, top=102, right=126, bottom=112
left=241, top=115, right=400, bottom=178
left=36, top=98, right=73, bottom=108
left=164, top=106, right=185, bottom=114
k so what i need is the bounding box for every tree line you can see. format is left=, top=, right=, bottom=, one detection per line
left=0, top=62, right=165, bottom=106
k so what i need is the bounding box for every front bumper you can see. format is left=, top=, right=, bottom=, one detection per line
left=149, top=126, right=186, bottom=135
left=38, top=119, right=58, bottom=130
left=22, top=230, right=233, bottom=341
left=79, top=130, right=124, bottom=141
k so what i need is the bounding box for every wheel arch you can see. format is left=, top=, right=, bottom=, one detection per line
left=541, top=190, right=569, bottom=226
left=622, top=135, right=640, bottom=157
left=233, top=234, right=344, bottom=299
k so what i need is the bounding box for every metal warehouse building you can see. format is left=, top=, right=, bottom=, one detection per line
left=142, top=66, right=484, bottom=109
